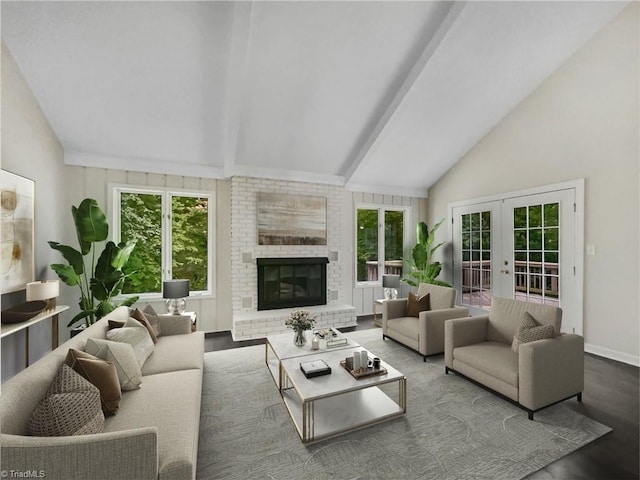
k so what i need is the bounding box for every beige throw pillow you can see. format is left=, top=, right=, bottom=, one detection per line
left=28, top=364, right=105, bottom=436
left=106, top=317, right=155, bottom=367
left=511, top=312, right=556, bottom=352
left=85, top=338, right=142, bottom=390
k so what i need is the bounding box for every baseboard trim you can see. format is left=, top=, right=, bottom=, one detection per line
left=585, top=343, right=640, bottom=367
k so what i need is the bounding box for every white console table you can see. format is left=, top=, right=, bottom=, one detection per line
left=1, top=305, right=69, bottom=367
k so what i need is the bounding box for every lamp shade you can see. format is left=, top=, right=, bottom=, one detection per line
left=26, top=280, right=59, bottom=301
left=382, top=275, right=400, bottom=289
left=162, top=280, right=190, bottom=299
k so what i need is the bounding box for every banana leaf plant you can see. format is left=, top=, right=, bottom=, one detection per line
left=49, top=198, right=139, bottom=327
left=402, top=218, right=452, bottom=288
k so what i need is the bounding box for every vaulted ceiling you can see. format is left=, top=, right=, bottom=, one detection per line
left=1, top=1, right=628, bottom=197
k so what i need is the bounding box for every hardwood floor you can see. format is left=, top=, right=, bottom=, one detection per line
left=204, top=317, right=639, bottom=480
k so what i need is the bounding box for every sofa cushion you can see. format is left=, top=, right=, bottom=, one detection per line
left=511, top=312, right=556, bottom=352
left=141, top=332, right=205, bottom=376
left=103, top=369, right=202, bottom=480
left=417, top=283, right=456, bottom=310
left=453, top=342, right=519, bottom=387
left=65, top=349, right=121, bottom=416
left=487, top=296, right=562, bottom=344
left=407, top=293, right=430, bottom=317
left=106, top=317, right=155, bottom=367
left=386, top=316, right=420, bottom=340
left=85, top=338, right=142, bottom=391
left=28, top=364, right=105, bottom=436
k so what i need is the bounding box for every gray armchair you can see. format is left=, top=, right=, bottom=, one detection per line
left=445, top=296, right=584, bottom=420
left=382, top=283, right=469, bottom=361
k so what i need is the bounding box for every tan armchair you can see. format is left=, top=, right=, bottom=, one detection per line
left=382, top=283, right=469, bottom=361
left=444, top=296, right=584, bottom=420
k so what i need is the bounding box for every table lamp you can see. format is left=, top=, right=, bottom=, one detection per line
left=162, top=279, right=190, bottom=314
left=26, top=280, right=59, bottom=312
left=382, top=274, right=400, bottom=300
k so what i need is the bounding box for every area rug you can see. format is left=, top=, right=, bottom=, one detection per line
left=197, top=329, right=610, bottom=480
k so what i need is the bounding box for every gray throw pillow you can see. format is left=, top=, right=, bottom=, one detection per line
left=106, top=317, right=155, bottom=367
left=85, top=338, right=142, bottom=390
left=511, top=312, right=555, bottom=352
left=143, top=304, right=162, bottom=337
left=28, top=364, right=105, bottom=436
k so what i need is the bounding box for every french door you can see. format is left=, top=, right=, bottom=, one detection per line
left=452, top=184, right=582, bottom=334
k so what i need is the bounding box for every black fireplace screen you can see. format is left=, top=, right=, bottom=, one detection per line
left=257, top=257, right=328, bottom=311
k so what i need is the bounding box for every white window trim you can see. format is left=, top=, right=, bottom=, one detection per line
left=109, top=184, right=216, bottom=299
left=354, top=204, right=410, bottom=288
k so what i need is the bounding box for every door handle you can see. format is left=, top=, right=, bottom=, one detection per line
left=501, top=269, right=510, bottom=274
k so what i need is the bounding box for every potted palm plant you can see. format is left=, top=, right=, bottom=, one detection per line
left=49, top=198, right=139, bottom=331
left=403, top=218, right=452, bottom=287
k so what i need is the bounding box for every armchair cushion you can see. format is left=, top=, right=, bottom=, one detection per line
left=417, top=283, right=456, bottom=310
left=511, top=312, right=556, bottom=352
left=487, top=296, right=562, bottom=344
left=407, top=293, right=430, bottom=317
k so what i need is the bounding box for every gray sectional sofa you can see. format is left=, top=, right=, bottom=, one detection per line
left=0, top=306, right=205, bottom=480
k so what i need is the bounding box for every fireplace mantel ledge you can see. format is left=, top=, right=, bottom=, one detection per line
left=232, top=304, right=357, bottom=341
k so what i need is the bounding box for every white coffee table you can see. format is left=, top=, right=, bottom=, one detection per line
left=265, top=329, right=357, bottom=389
left=276, top=346, right=407, bottom=443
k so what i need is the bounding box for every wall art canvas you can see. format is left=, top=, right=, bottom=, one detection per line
left=258, top=192, right=327, bottom=245
left=1, top=170, right=35, bottom=293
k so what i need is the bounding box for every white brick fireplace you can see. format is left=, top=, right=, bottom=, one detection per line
left=230, top=176, right=356, bottom=340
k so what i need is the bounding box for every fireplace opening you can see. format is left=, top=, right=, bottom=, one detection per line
left=257, top=257, right=328, bottom=311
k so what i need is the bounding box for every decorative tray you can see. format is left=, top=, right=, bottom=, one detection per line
left=340, top=360, right=387, bottom=379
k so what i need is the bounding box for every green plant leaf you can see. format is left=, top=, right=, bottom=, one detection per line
left=48, top=242, right=84, bottom=275
left=73, top=198, right=108, bottom=254
left=111, top=240, right=137, bottom=269
left=50, top=264, right=82, bottom=286
left=412, top=244, right=428, bottom=270
left=118, top=295, right=140, bottom=308
left=67, top=309, right=94, bottom=328
left=416, top=221, right=429, bottom=245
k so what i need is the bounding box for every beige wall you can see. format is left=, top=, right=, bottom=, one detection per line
left=1, top=41, right=69, bottom=380
left=426, top=4, right=639, bottom=364
left=62, top=166, right=233, bottom=333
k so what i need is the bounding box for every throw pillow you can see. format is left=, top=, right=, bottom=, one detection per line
left=131, top=309, right=158, bottom=344
left=65, top=349, right=121, bottom=416
left=407, top=292, right=430, bottom=318
left=28, top=364, right=105, bottom=436
left=106, top=317, right=155, bottom=367
left=143, top=304, right=162, bottom=337
left=85, top=338, right=142, bottom=390
left=108, top=320, right=125, bottom=330
left=511, top=312, right=556, bottom=352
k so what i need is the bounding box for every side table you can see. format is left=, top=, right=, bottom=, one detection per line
left=372, top=299, right=387, bottom=328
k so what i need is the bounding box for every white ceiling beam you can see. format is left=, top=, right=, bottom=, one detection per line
left=343, top=1, right=467, bottom=189
left=223, top=1, right=254, bottom=178
left=65, top=150, right=225, bottom=179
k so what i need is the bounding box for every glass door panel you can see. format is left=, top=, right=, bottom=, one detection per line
left=453, top=202, right=501, bottom=310
left=503, top=189, right=576, bottom=333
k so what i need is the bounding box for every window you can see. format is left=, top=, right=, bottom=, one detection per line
left=112, top=187, right=214, bottom=296
left=356, top=206, right=406, bottom=284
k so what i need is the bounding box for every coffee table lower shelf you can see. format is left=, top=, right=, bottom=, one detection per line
left=281, top=385, right=406, bottom=444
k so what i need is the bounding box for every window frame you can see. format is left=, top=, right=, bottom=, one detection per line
left=110, top=184, right=215, bottom=299
left=354, top=204, right=409, bottom=288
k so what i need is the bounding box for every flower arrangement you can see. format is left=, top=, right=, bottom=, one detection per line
left=285, top=309, right=316, bottom=332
